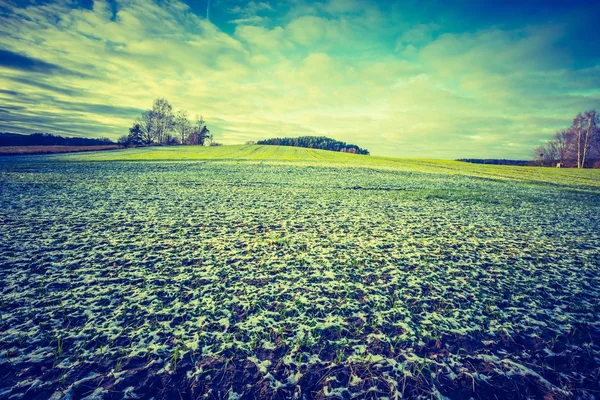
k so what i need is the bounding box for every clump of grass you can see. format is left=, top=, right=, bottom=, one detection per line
left=335, top=348, right=345, bottom=364
left=54, top=335, right=64, bottom=360
left=172, top=345, right=182, bottom=370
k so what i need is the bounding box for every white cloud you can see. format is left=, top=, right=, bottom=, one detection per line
left=0, top=0, right=597, bottom=158
left=228, top=1, right=272, bottom=25
left=395, top=23, right=439, bottom=52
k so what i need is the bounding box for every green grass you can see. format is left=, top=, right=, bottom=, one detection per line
left=1, top=147, right=599, bottom=399
left=55, top=144, right=600, bottom=190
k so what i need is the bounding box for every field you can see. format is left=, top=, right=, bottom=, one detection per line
left=1, top=145, right=599, bottom=399
left=0, top=146, right=122, bottom=156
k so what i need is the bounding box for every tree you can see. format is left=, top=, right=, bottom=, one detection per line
left=174, top=110, right=191, bottom=145
left=116, top=124, right=144, bottom=147
left=533, top=109, right=599, bottom=168
left=151, top=98, right=175, bottom=145
left=128, top=99, right=212, bottom=147
left=256, top=136, right=369, bottom=155
left=571, top=110, right=599, bottom=168
left=533, top=142, right=558, bottom=167
left=573, top=113, right=585, bottom=168
left=593, top=122, right=600, bottom=160
left=128, top=123, right=143, bottom=146
left=581, top=110, right=598, bottom=168
left=163, top=133, right=179, bottom=145
left=117, top=135, right=129, bottom=146
left=136, top=110, right=154, bottom=145
left=554, top=129, right=572, bottom=165
left=187, top=116, right=211, bottom=145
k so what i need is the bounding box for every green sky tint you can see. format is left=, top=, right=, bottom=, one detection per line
left=0, top=0, right=599, bottom=158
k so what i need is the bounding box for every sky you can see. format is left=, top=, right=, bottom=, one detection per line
left=0, top=0, right=599, bottom=158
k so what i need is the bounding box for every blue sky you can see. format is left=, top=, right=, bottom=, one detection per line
left=0, top=0, right=599, bottom=158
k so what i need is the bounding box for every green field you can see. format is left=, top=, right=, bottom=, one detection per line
left=1, top=145, right=599, bottom=399
left=56, top=144, right=600, bottom=189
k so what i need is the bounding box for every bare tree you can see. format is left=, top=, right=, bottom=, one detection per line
left=174, top=110, right=191, bottom=145
left=571, top=111, right=599, bottom=168
left=533, top=142, right=558, bottom=167
left=581, top=109, right=598, bottom=168
left=573, top=113, right=585, bottom=168
left=136, top=110, right=154, bottom=145
left=533, top=109, right=599, bottom=168
left=151, top=98, right=174, bottom=145
left=554, top=129, right=572, bottom=165
left=593, top=122, right=600, bottom=161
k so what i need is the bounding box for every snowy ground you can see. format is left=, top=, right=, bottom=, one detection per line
left=1, top=159, right=599, bottom=399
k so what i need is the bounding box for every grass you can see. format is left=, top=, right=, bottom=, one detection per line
left=0, top=146, right=599, bottom=399
left=53, top=144, right=600, bottom=189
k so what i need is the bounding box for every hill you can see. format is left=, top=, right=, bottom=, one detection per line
left=2, top=143, right=600, bottom=399
left=52, top=144, right=600, bottom=190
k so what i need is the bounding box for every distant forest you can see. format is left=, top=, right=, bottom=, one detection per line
left=457, top=159, right=535, bottom=166
left=256, top=136, right=370, bottom=155
left=0, top=132, right=115, bottom=147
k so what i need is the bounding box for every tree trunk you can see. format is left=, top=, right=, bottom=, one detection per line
left=577, top=125, right=582, bottom=168
left=581, top=111, right=596, bottom=168
left=582, top=123, right=593, bottom=169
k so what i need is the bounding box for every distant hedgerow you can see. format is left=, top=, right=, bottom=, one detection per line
left=256, top=136, right=369, bottom=155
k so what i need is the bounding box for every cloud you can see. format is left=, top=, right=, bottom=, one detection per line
left=228, top=1, right=272, bottom=25
left=0, top=89, right=20, bottom=97
left=285, top=16, right=326, bottom=46
left=395, top=23, right=439, bottom=52
left=9, top=76, right=84, bottom=97
left=0, top=48, right=87, bottom=77
left=0, top=0, right=597, bottom=158
left=417, top=26, right=569, bottom=77
left=318, top=0, right=365, bottom=15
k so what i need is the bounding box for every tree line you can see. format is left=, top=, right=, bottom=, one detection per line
left=534, top=109, right=599, bottom=168
left=256, top=136, right=370, bottom=155
left=457, top=159, right=535, bottom=166
left=119, top=98, right=213, bottom=147
left=0, top=132, right=114, bottom=146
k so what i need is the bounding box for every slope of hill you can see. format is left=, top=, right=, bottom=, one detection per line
left=1, top=144, right=600, bottom=399
left=52, top=144, right=600, bottom=190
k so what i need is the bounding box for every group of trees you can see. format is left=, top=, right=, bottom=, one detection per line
left=457, top=159, right=535, bottom=166
left=256, top=136, right=370, bottom=155
left=119, top=99, right=212, bottom=147
left=534, top=109, right=600, bottom=168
